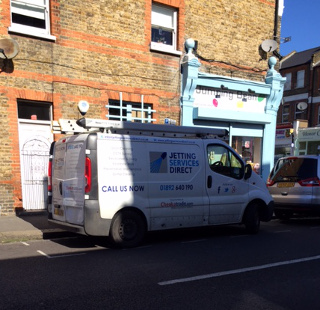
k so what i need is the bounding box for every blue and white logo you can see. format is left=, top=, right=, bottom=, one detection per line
left=150, top=152, right=167, bottom=173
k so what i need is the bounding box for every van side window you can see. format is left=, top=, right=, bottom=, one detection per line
left=207, top=145, right=244, bottom=179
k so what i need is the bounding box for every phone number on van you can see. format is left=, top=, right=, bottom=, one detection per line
left=160, top=184, right=193, bottom=191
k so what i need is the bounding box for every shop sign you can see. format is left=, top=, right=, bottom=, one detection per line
left=193, top=86, right=266, bottom=113
left=275, top=128, right=292, bottom=146
left=298, top=128, right=320, bottom=142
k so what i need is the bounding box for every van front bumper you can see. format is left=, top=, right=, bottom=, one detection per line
left=261, top=200, right=274, bottom=222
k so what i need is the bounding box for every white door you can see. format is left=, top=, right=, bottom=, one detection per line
left=19, top=121, right=53, bottom=210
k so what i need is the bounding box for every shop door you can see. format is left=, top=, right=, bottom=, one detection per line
left=19, top=121, right=53, bottom=210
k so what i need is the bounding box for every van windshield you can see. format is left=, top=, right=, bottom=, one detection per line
left=270, top=157, right=317, bottom=182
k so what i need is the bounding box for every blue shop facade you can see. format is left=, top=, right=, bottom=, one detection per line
left=180, top=39, right=286, bottom=181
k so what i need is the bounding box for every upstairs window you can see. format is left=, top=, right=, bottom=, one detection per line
left=151, top=3, right=178, bottom=54
left=9, top=0, right=55, bottom=40
left=282, top=104, right=289, bottom=123
left=284, top=73, right=292, bottom=91
left=296, top=70, right=305, bottom=88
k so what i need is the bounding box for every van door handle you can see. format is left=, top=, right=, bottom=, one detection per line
left=207, top=176, right=212, bottom=188
left=59, top=182, right=63, bottom=195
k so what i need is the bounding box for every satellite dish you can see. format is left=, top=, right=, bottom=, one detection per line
left=297, top=102, right=308, bottom=111
left=261, top=39, right=278, bottom=53
left=0, top=38, right=20, bottom=59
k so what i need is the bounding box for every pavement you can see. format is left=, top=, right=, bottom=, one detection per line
left=0, top=211, right=73, bottom=243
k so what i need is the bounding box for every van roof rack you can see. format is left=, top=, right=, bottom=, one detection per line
left=54, top=118, right=228, bottom=139
left=77, top=118, right=228, bottom=139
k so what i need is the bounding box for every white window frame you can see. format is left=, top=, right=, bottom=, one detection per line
left=9, top=0, right=56, bottom=40
left=284, top=73, right=292, bottom=91
left=296, top=70, right=305, bottom=88
left=106, top=94, right=156, bottom=123
left=151, top=3, right=181, bottom=55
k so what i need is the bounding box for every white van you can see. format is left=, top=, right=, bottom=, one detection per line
left=48, top=119, right=273, bottom=247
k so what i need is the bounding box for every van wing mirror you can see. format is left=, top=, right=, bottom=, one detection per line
left=244, top=164, right=252, bottom=180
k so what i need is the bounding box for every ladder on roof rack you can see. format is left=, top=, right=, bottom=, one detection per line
left=77, top=118, right=228, bottom=139
left=53, top=118, right=228, bottom=139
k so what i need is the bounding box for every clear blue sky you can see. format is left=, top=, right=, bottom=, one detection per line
left=280, top=0, right=320, bottom=56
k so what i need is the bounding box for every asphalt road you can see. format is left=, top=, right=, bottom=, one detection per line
left=1, top=218, right=320, bottom=310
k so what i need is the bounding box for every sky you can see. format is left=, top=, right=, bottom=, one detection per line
left=280, top=0, right=320, bottom=56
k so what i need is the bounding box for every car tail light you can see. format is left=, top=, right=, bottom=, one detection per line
left=266, top=177, right=275, bottom=187
left=48, top=159, right=52, bottom=192
left=85, top=157, right=92, bottom=193
left=298, top=177, right=320, bottom=187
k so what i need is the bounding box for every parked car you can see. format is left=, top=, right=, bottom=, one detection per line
left=267, top=155, right=320, bottom=219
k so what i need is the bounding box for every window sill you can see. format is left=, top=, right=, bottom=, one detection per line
left=8, top=26, right=56, bottom=41
left=150, top=43, right=182, bottom=56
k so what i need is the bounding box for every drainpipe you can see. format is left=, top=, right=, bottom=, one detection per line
left=273, top=0, right=279, bottom=40
left=309, top=54, right=315, bottom=127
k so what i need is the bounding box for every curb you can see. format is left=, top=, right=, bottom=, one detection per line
left=0, top=230, right=43, bottom=243
left=0, top=228, right=76, bottom=244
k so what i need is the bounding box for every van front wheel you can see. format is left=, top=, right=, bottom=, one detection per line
left=110, top=210, right=146, bottom=248
left=243, top=203, right=260, bottom=234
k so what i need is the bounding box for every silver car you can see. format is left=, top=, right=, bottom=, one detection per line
left=267, top=155, right=320, bottom=219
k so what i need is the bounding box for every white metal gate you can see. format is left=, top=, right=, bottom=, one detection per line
left=19, top=122, right=52, bottom=210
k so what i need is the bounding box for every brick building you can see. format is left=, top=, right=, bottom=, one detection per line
left=274, top=47, right=320, bottom=158
left=279, top=47, right=320, bottom=127
left=0, top=0, right=282, bottom=214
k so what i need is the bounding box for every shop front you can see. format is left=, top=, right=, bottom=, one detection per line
left=275, top=127, right=293, bottom=162
left=180, top=39, right=286, bottom=181
left=295, top=127, right=320, bottom=155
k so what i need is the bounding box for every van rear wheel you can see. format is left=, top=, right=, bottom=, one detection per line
left=110, top=210, right=146, bottom=248
left=243, top=203, right=260, bottom=234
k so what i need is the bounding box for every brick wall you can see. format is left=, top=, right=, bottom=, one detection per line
left=0, top=0, right=278, bottom=214
left=184, top=0, right=277, bottom=80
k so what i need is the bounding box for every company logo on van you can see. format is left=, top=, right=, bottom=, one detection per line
left=150, top=151, right=199, bottom=174
left=150, top=152, right=168, bottom=173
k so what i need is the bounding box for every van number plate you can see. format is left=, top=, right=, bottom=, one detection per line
left=277, top=182, right=295, bottom=188
left=54, top=208, right=64, bottom=216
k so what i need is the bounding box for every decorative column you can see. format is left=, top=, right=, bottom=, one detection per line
left=262, top=56, right=286, bottom=181
left=180, top=39, right=201, bottom=126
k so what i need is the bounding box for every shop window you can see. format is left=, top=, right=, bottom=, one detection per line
left=307, top=142, right=320, bottom=155
left=106, top=99, right=155, bottom=123
left=296, top=70, right=305, bottom=88
left=282, top=104, right=290, bottom=123
left=284, top=73, right=292, bottom=91
left=17, top=99, right=51, bottom=121
left=9, top=0, right=55, bottom=40
left=207, top=144, right=244, bottom=180
left=151, top=3, right=178, bottom=54
left=232, top=136, right=262, bottom=174
left=298, top=141, right=307, bottom=155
